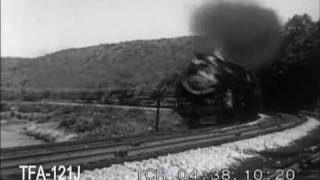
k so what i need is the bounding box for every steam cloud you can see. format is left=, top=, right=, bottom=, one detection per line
left=192, top=1, right=282, bottom=70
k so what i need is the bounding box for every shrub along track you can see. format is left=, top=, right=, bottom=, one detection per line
left=261, top=151, right=320, bottom=180
left=0, top=113, right=306, bottom=178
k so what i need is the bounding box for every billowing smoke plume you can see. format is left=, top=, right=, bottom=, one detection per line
left=192, top=1, right=282, bottom=70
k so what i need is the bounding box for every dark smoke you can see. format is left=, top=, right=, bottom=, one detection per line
left=192, top=1, right=282, bottom=70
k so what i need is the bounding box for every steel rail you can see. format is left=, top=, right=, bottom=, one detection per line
left=0, top=114, right=304, bottom=177
left=1, top=116, right=276, bottom=156
left=2, top=100, right=174, bottom=112
left=1, top=124, right=269, bottom=167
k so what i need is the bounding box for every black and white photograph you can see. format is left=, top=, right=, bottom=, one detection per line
left=1, top=0, right=319, bottom=179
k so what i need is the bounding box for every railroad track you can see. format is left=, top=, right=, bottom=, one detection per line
left=2, top=100, right=174, bottom=111
left=0, top=113, right=305, bottom=178
left=299, top=110, right=320, bottom=119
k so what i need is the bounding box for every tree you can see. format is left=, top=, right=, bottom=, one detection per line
left=258, top=14, right=320, bottom=111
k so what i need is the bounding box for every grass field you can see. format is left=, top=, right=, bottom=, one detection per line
left=1, top=101, right=188, bottom=142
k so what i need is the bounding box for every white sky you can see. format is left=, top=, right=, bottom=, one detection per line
left=1, top=0, right=319, bottom=57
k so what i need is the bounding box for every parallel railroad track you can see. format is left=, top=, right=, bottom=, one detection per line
left=2, top=100, right=174, bottom=111
left=0, top=113, right=306, bottom=178
left=299, top=110, right=320, bottom=119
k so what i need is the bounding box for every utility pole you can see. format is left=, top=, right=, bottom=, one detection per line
left=155, top=95, right=161, bottom=132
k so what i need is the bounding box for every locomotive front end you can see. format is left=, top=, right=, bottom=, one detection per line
left=176, top=52, right=259, bottom=125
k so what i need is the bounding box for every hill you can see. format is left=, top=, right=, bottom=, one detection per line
left=1, top=37, right=195, bottom=91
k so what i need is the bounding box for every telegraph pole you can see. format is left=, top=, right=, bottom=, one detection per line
left=155, top=94, right=161, bottom=132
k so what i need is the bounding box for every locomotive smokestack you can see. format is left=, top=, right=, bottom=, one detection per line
left=192, top=1, right=282, bottom=70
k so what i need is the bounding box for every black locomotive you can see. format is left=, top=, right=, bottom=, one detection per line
left=175, top=52, right=260, bottom=125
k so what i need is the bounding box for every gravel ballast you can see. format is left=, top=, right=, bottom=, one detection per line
left=67, top=116, right=320, bottom=180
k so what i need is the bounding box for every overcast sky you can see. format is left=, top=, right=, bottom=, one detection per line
left=1, top=0, right=319, bottom=57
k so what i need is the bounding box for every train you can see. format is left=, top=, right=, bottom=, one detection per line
left=175, top=52, right=260, bottom=126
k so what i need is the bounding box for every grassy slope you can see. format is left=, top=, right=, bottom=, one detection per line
left=1, top=101, right=187, bottom=141
left=1, top=36, right=194, bottom=90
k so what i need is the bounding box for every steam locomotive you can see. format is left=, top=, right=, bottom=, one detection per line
left=175, top=52, right=260, bottom=125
